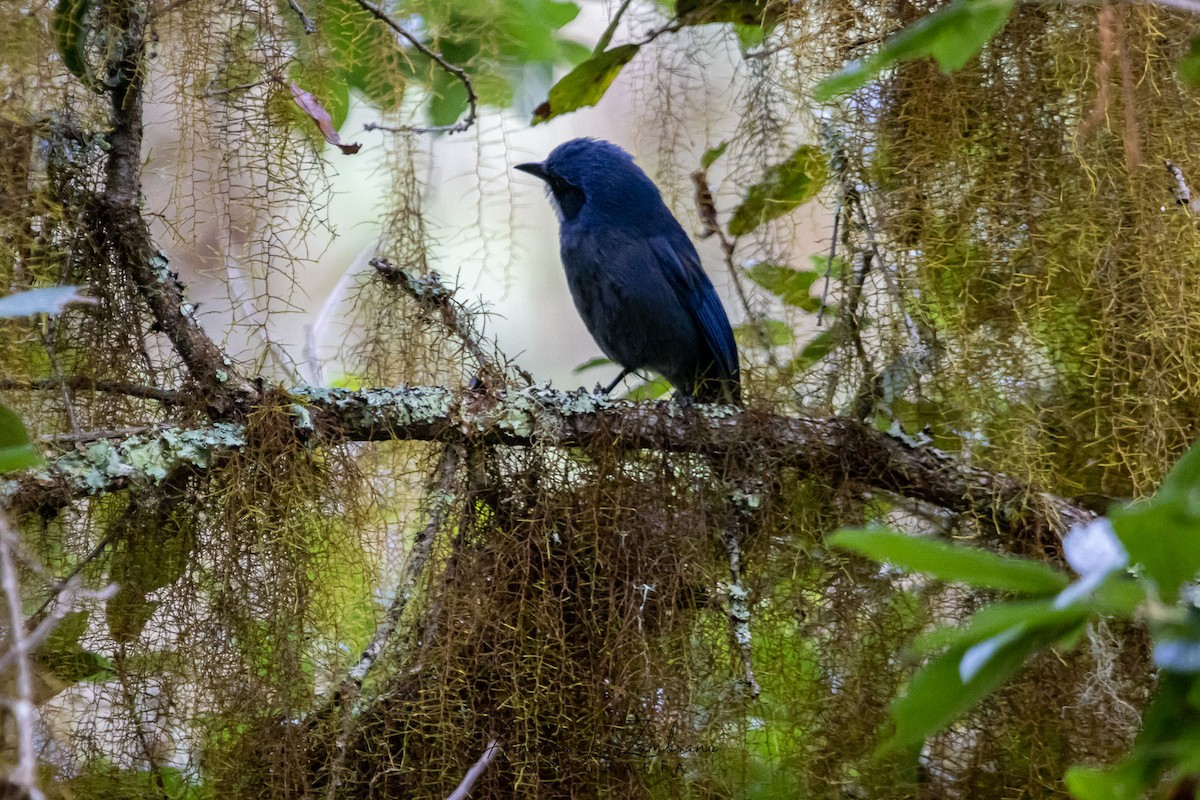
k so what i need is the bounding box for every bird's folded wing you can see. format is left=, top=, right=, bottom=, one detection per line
left=648, top=235, right=740, bottom=384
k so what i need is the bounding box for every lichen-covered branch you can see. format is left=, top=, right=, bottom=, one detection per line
left=4, top=385, right=1092, bottom=546
left=101, top=0, right=258, bottom=417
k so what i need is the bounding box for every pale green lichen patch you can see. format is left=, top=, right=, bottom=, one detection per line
left=25, top=423, right=248, bottom=498
left=291, top=384, right=454, bottom=429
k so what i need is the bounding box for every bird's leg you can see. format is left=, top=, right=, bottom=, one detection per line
left=601, top=368, right=632, bottom=395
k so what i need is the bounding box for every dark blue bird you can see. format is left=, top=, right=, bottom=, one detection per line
left=515, top=139, right=741, bottom=405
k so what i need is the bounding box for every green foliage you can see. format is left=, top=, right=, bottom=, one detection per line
left=624, top=374, right=672, bottom=400
left=829, top=528, right=1068, bottom=595
left=36, top=611, right=114, bottom=683
left=284, top=0, right=584, bottom=130
left=0, top=401, right=41, bottom=473
left=51, top=0, right=92, bottom=87
left=814, top=0, right=1014, bottom=101
left=532, top=44, right=639, bottom=125
left=831, top=437, right=1200, bottom=795
left=62, top=765, right=210, bottom=799
left=728, top=146, right=828, bottom=235
left=700, top=140, right=729, bottom=169
left=734, top=318, right=791, bottom=348
left=1179, top=36, right=1200, bottom=86
left=786, top=328, right=837, bottom=374
left=745, top=263, right=821, bottom=312
left=1109, top=440, right=1200, bottom=603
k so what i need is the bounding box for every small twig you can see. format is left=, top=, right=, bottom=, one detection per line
left=817, top=200, right=841, bottom=326
left=742, top=41, right=789, bottom=60
left=287, top=0, right=317, bottom=34
left=0, top=376, right=185, bottom=405
left=634, top=19, right=686, bottom=47
left=40, top=322, right=81, bottom=435
left=594, top=0, right=636, bottom=55
left=0, top=517, right=44, bottom=800
left=40, top=423, right=175, bottom=444
left=690, top=169, right=778, bottom=368
left=224, top=257, right=303, bottom=383
left=370, top=257, right=522, bottom=384
left=353, top=0, right=477, bottom=135
left=445, top=739, right=503, bottom=800
left=202, top=79, right=271, bottom=98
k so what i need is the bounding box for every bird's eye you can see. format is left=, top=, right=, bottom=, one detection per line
left=547, top=176, right=585, bottom=222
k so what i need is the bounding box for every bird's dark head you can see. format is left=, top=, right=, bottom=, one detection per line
left=515, top=138, right=659, bottom=224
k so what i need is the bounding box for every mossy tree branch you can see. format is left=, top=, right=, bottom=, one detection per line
left=100, top=0, right=258, bottom=417
left=3, top=384, right=1093, bottom=549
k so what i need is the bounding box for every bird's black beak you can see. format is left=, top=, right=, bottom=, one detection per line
left=515, top=161, right=548, bottom=181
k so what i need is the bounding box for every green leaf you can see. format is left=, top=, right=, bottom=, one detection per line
left=532, top=44, right=639, bottom=125
left=1064, top=763, right=1148, bottom=800
left=829, top=528, right=1069, bottom=594
left=499, top=0, right=581, bottom=61
left=1065, top=674, right=1200, bottom=799
left=728, top=146, right=827, bottom=235
left=701, top=141, right=729, bottom=170
left=813, top=0, right=1014, bottom=102
left=429, top=68, right=469, bottom=128
left=1179, top=37, right=1200, bottom=86
left=573, top=356, right=613, bottom=374
left=625, top=375, right=672, bottom=401
left=882, top=624, right=1062, bottom=752
left=321, top=0, right=406, bottom=109
left=734, top=319, right=791, bottom=348
left=1109, top=439, right=1200, bottom=602
left=0, top=286, right=92, bottom=318
left=789, top=328, right=838, bottom=373
left=52, top=0, right=93, bottom=88
left=733, top=23, right=767, bottom=52
left=745, top=264, right=821, bottom=310
left=37, top=611, right=114, bottom=684
left=912, top=598, right=1082, bottom=654
left=0, top=402, right=42, bottom=474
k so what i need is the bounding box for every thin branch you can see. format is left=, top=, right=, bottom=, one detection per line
left=40, top=423, right=175, bottom=444
left=594, top=0, right=636, bottom=54
left=353, top=0, right=477, bottom=135
left=28, top=530, right=120, bottom=622
left=371, top=257, right=529, bottom=384
left=288, top=0, right=317, bottom=34
left=2, top=580, right=117, bottom=675
left=445, top=739, right=503, bottom=800
left=0, top=377, right=185, bottom=405
left=0, top=518, right=43, bottom=800
left=346, top=446, right=461, bottom=688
